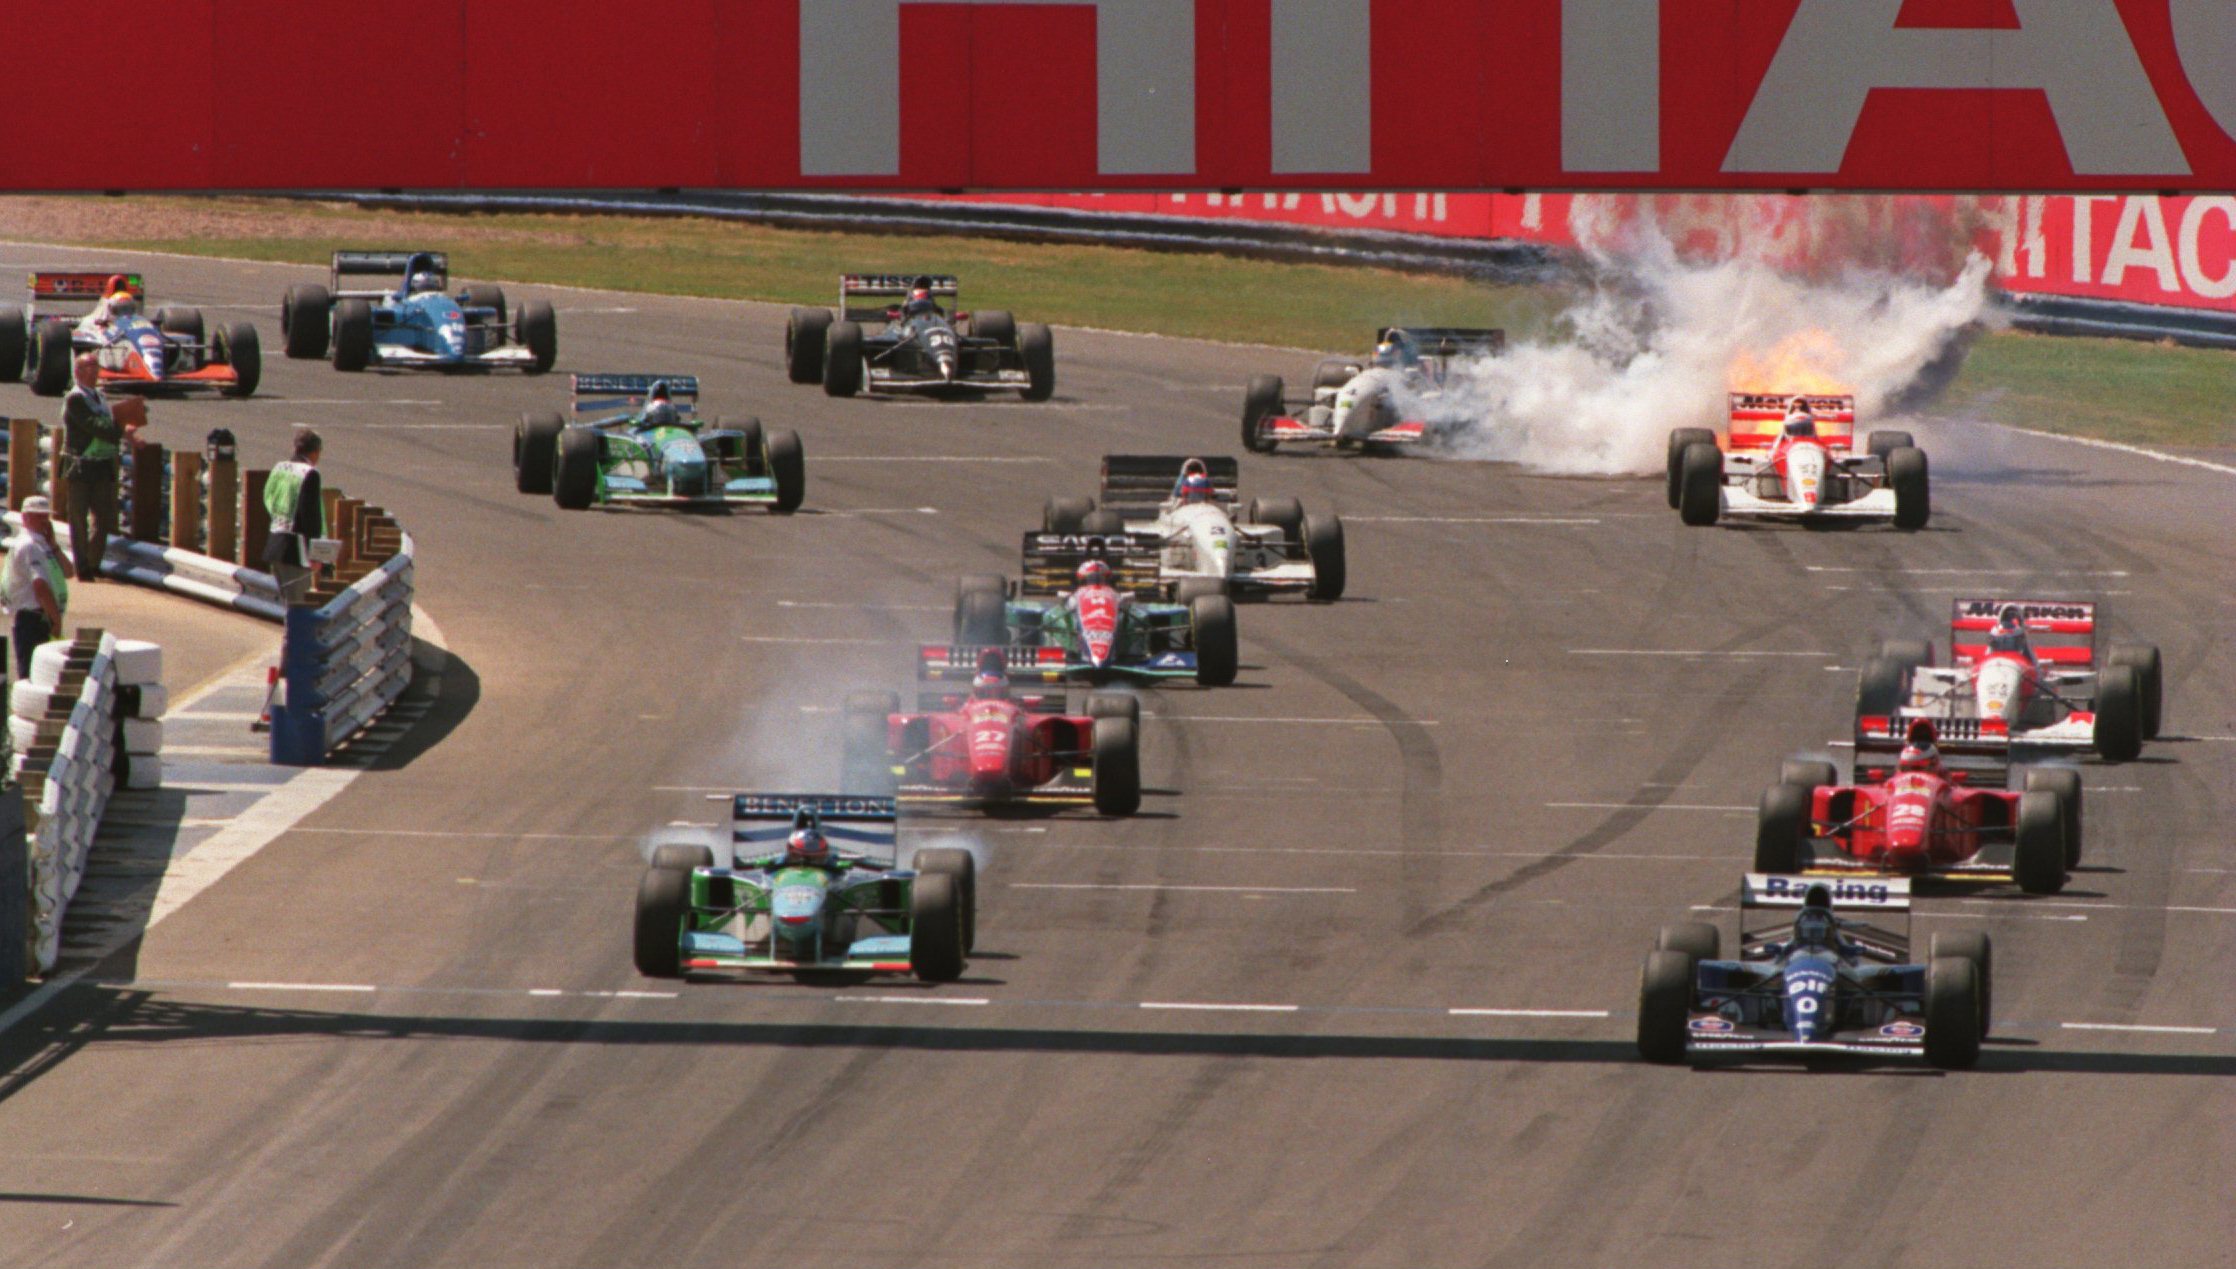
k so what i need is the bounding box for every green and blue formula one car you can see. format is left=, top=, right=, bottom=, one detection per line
left=514, top=372, right=805, bottom=512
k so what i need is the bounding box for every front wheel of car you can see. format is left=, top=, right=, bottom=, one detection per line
left=1666, top=428, right=1715, bottom=509
left=1091, top=717, right=1142, bottom=816
left=1677, top=442, right=1722, bottom=526
left=331, top=298, right=375, bottom=372
left=1637, top=950, right=1694, bottom=1064
left=1018, top=323, right=1055, bottom=402
left=633, top=865, right=693, bottom=978
left=1190, top=594, right=1238, bottom=686
left=765, top=428, right=806, bottom=513
left=1888, top=446, right=1930, bottom=530
left=2091, top=665, right=2145, bottom=762
left=2021, top=766, right=2082, bottom=867
left=823, top=321, right=865, bottom=397
left=282, top=284, right=331, bottom=359
left=1923, top=956, right=1982, bottom=1069
left=2012, top=790, right=2068, bottom=895
left=1242, top=374, right=1284, bottom=453
left=218, top=323, right=260, bottom=397
left=29, top=323, right=72, bottom=396
left=1753, top=783, right=1810, bottom=874
left=1929, top=930, right=1993, bottom=1037
left=915, top=847, right=977, bottom=954
left=515, top=410, right=564, bottom=494
left=553, top=427, right=600, bottom=510
left=909, top=872, right=966, bottom=983
left=1303, top=514, right=1346, bottom=602
left=786, top=307, right=831, bottom=384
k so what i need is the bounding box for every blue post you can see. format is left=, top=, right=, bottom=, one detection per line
left=269, top=605, right=327, bottom=766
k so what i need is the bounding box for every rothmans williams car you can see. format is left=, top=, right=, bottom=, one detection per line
left=513, top=374, right=805, bottom=512
left=1041, top=456, right=1344, bottom=601
left=1855, top=598, right=2162, bottom=763
left=1241, top=326, right=1504, bottom=453
left=281, top=251, right=556, bottom=373
left=1637, top=874, right=1989, bottom=1069
left=928, top=531, right=1240, bottom=688
left=785, top=274, right=1054, bottom=400
left=633, top=793, right=975, bottom=983
left=842, top=649, right=1142, bottom=816
left=1756, top=720, right=2079, bottom=895
left=1668, top=392, right=1928, bottom=529
left=1, top=271, right=260, bottom=397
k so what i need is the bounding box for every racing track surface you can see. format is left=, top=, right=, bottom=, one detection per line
left=0, top=249, right=2230, bottom=1268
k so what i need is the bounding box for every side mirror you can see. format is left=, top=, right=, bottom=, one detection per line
left=1948, top=771, right=1970, bottom=784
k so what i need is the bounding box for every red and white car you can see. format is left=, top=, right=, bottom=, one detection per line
left=1854, top=598, right=2163, bottom=763
left=1667, top=392, right=1927, bottom=529
left=3, top=270, right=260, bottom=398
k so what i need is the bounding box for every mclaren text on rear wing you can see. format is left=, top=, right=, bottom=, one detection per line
left=1727, top=391, right=1857, bottom=449
left=1949, top=597, right=2097, bottom=667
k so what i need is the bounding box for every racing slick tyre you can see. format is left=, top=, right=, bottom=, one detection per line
left=1923, top=956, right=1983, bottom=1069
left=972, top=309, right=1016, bottom=348
left=1303, top=514, right=1346, bottom=602
left=553, top=426, right=601, bottom=510
left=459, top=285, right=507, bottom=325
left=281, top=284, right=332, bottom=359
left=1246, top=496, right=1304, bottom=540
left=217, top=323, right=260, bottom=397
left=2021, top=767, right=2083, bottom=867
left=157, top=306, right=205, bottom=343
left=1091, top=717, right=1142, bottom=816
left=956, top=588, right=1008, bottom=647
left=514, top=411, right=564, bottom=494
left=909, top=872, right=966, bottom=983
left=516, top=300, right=558, bottom=374
left=1655, top=922, right=1720, bottom=962
left=1888, top=446, right=1930, bottom=530
left=1637, top=950, right=1695, bottom=1064
left=1665, top=428, right=1715, bottom=508
left=1313, top=362, right=1362, bottom=392
left=2012, top=790, right=2068, bottom=895
left=1779, top=758, right=1838, bottom=793
left=651, top=843, right=715, bottom=872
left=30, top=322, right=72, bottom=396
left=914, top=847, right=978, bottom=955
left=1753, top=783, right=1811, bottom=875
left=1087, top=693, right=1141, bottom=726
left=785, top=307, right=832, bottom=384
left=1676, top=442, right=1722, bottom=526
left=1080, top=510, right=1126, bottom=535
left=0, top=306, right=25, bottom=381
left=2106, top=644, right=2163, bottom=738
left=1173, top=578, right=1227, bottom=603
left=822, top=320, right=865, bottom=397
left=330, top=298, right=375, bottom=372
left=1874, top=639, right=1934, bottom=678
left=633, top=865, right=693, bottom=978
left=1242, top=374, right=1285, bottom=453
left=1866, top=429, right=1915, bottom=463
left=1043, top=496, right=1093, bottom=534
left=2092, top=665, right=2145, bottom=762
left=1855, top=656, right=1911, bottom=719
left=1190, top=594, right=1238, bottom=686
left=1930, top=930, right=1994, bottom=1036
left=1018, top=323, right=1056, bottom=402
left=765, top=428, right=806, bottom=513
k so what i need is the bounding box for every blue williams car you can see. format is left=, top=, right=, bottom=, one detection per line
left=280, top=250, right=556, bottom=373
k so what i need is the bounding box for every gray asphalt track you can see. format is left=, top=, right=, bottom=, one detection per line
left=0, top=245, right=2229, bottom=1269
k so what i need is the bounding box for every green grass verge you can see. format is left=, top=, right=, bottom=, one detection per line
left=47, top=195, right=2230, bottom=450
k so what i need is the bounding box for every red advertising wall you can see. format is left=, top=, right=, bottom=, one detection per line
left=0, top=1, right=2229, bottom=192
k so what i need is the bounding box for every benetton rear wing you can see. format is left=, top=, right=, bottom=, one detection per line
left=727, top=792, right=899, bottom=861
left=1949, top=598, right=2097, bottom=667
left=571, top=373, right=700, bottom=417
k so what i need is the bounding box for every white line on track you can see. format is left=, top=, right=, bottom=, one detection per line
left=774, top=600, right=944, bottom=610
left=294, top=827, right=616, bottom=840
left=1546, top=802, right=1753, bottom=812
left=1449, top=1008, right=1610, bottom=1019
left=819, top=507, right=941, bottom=516
left=837, top=996, right=990, bottom=1006
left=1140, top=1002, right=1300, bottom=1013
left=1955, top=899, right=2236, bottom=916
left=739, top=636, right=889, bottom=645
left=1976, top=423, right=2236, bottom=478
left=1011, top=883, right=1356, bottom=894
left=1802, top=566, right=2131, bottom=576
left=1346, top=515, right=1602, bottom=525
left=227, top=981, right=377, bottom=993
left=1567, top=649, right=1836, bottom=657
left=2062, top=1022, right=2218, bottom=1035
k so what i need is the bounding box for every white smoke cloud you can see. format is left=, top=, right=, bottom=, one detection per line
left=1403, top=226, right=1998, bottom=475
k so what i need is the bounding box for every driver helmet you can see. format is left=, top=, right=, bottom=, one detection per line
left=786, top=823, right=830, bottom=863
left=1994, top=604, right=2025, bottom=634
left=972, top=665, right=1008, bottom=700
left=408, top=271, right=443, bottom=295
left=1372, top=340, right=1405, bottom=369
left=1782, top=397, right=1817, bottom=437
left=1898, top=719, right=1941, bottom=773
left=642, top=399, right=678, bottom=429
left=104, top=274, right=129, bottom=296
left=107, top=291, right=139, bottom=319
left=904, top=287, right=937, bottom=318
left=1792, top=906, right=1837, bottom=948
left=1178, top=472, right=1214, bottom=504
left=1075, top=559, right=1113, bottom=589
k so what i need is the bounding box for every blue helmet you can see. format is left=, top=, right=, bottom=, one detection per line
left=1179, top=473, right=1214, bottom=504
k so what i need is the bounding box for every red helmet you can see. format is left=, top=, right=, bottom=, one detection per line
left=972, top=667, right=1008, bottom=700
left=105, top=274, right=129, bottom=295
left=787, top=825, right=829, bottom=861
left=1075, top=559, right=1112, bottom=588
left=1179, top=473, right=1214, bottom=504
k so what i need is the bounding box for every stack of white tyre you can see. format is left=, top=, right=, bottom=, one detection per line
left=111, top=640, right=165, bottom=789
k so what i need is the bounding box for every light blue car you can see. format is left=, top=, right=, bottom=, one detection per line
left=281, top=250, right=556, bottom=373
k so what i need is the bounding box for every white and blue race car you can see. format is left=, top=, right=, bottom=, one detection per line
left=281, top=250, right=556, bottom=373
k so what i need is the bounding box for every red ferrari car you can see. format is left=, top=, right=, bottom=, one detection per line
left=841, top=650, right=1142, bottom=816
left=1755, top=722, right=2079, bottom=894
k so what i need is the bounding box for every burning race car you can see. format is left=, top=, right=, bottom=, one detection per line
left=633, top=793, right=974, bottom=983
left=842, top=650, right=1142, bottom=816
left=281, top=251, right=557, bottom=373
left=1668, top=392, right=1928, bottom=529
left=1042, top=456, right=1344, bottom=601
left=1240, top=326, right=1503, bottom=453
left=3, top=271, right=259, bottom=397
left=931, top=532, right=1240, bottom=688
left=1854, top=599, right=2162, bottom=763
left=513, top=374, right=804, bottom=512
left=785, top=274, right=1054, bottom=400
left=1755, top=720, right=2080, bottom=895
left=1637, top=875, right=1990, bottom=1069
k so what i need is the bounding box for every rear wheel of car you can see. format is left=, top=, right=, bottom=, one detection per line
left=2021, top=767, right=2083, bottom=867
left=1888, top=446, right=1930, bottom=530
left=281, top=284, right=331, bottom=359
left=1018, top=323, right=1055, bottom=401
left=331, top=298, right=375, bottom=372
left=553, top=427, right=600, bottom=510
left=1655, top=922, right=1720, bottom=962
left=218, top=323, right=260, bottom=397
left=0, top=306, right=26, bottom=381
left=1677, top=442, right=1722, bottom=526
left=515, top=411, right=564, bottom=494
left=1087, top=693, right=1140, bottom=726
left=1923, top=956, right=1982, bottom=1069
left=909, top=872, right=966, bottom=983
left=956, top=588, right=1008, bottom=647
left=29, top=322, right=71, bottom=396
left=1854, top=655, right=1911, bottom=720
left=1930, top=930, right=1993, bottom=1036
left=1866, top=429, right=1915, bottom=462
left=2106, top=644, right=2163, bottom=738
left=2092, top=665, right=2145, bottom=762
left=1091, top=717, right=1142, bottom=816
left=1666, top=428, right=1715, bottom=509
left=973, top=309, right=1016, bottom=348
left=785, top=307, right=831, bottom=384
left=1247, top=496, right=1304, bottom=540
left=633, top=865, right=693, bottom=978
left=516, top=300, right=557, bottom=374
left=1304, top=514, right=1346, bottom=602
left=823, top=320, right=864, bottom=397
left=1043, top=496, right=1093, bottom=534
left=2013, top=790, right=2068, bottom=895
left=459, top=284, right=507, bottom=325
left=914, top=847, right=977, bottom=954
left=765, top=428, right=805, bottom=513
left=1779, top=757, right=1838, bottom=793
left=1080, top=510, right=1126, bottom=535
left=1754, top=783, right=1811, bottom=874
left=1242, top=374, right=1284, bottom=453
left=159, top=306, right=205, bottom=343
left=1637, top=949, right=1695, bottom=1065
left=1190, top=594, right=1238, bottom=686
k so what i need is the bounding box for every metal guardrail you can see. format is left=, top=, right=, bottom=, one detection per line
left=277, top=538, right=415, bottom=761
